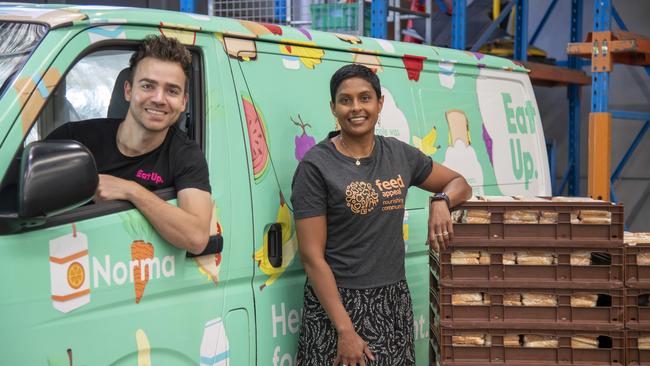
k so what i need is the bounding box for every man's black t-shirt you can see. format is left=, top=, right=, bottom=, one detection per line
left=47, top=118, right=211, bottom=193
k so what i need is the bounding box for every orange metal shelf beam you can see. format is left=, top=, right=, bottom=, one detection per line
left=521, top=61, right=591, bottom=87
left=567, top=31, right=650, bottom=69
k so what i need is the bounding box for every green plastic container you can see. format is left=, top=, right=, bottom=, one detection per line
left=309, top=3, right=369, bottom=35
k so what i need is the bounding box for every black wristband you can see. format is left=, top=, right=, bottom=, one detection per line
left=430, top=192, right=451, bottom=209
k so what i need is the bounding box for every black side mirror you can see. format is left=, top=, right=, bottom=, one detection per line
left=19, top=140, right=98, bottom=218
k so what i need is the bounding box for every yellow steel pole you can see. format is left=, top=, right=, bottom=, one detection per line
left=493, top=0, right=501, bottom=20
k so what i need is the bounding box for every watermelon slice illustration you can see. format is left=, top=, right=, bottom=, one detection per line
left=242, top=96, right=270, bottom=182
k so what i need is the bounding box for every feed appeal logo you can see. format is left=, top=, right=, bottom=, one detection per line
left=49, top=230, right=176, bottom=313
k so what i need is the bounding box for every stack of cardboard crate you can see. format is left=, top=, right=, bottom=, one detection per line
left=624, top=232, right=650, bottom=365
left=430, top=196, right=626, bottom=365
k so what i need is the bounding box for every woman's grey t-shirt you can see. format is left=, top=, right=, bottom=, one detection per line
left=291, top=131, right=433, bottom=289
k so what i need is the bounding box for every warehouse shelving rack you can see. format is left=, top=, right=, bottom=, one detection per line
left=448, top=0, right=591, bottom=197
left=567, top=0, right=650, bottom=211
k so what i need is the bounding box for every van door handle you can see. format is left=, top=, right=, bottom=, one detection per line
left=186, top=234, right=223, bottom=257
left=267, top=223, right=283, bottom=268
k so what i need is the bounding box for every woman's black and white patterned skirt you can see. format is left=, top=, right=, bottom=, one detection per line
left=296, top=279, right=415, bottom=365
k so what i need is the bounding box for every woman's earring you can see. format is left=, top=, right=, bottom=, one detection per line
left=335, top=119, right=341, bottom=131
left=377, top=113, right=382, bottom=127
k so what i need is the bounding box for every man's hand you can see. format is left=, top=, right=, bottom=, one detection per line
left=427, top=200, right=454, bottom=252
left=94, top=174, right=138, bottom=202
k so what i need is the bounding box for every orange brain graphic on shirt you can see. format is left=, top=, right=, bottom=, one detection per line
left=345, top=181, right=379, bottom=215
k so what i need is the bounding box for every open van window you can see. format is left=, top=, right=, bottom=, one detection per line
left=25, top=49, right=133, bottom=145
left=0, top=22, right=47, bottom=98
left=1, top=43, right=205, bottom=231
left=24, top=47, right=201, bottom=145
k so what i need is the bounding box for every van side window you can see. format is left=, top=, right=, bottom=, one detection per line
left=24, top=48, right=199, bottom=145
left=0, top=44, right=204, bottom=227
left=25, top=50, right=132, bottom=145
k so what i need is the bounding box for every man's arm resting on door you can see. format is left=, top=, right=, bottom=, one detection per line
left=94, top=174, right=212, bottom=254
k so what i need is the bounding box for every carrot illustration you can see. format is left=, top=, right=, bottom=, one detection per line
left=131, top=240, right=154, bottom=304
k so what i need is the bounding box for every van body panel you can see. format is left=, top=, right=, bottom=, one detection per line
left=0, top=4, right=551, bottom=365
left=0, top=22, right=252, bottom=364
left=0, top=26, right=79, bottom=176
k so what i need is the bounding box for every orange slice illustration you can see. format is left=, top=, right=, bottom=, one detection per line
left=67, top=262, right=85, bottom=289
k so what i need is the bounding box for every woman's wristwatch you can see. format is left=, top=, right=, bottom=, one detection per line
left=430, top=192, right=451, bottom=210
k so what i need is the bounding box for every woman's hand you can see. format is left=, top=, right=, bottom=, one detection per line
left=427, top=200, right=454, bottom=252
left=333, top=328, right=375, bottom=366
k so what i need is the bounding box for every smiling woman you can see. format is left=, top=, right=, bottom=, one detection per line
left=290, top=64, right=472, bottom=366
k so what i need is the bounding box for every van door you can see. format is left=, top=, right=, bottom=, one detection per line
left=225, top=32, right=439, bottom=364
left=0, top=25, right=247, bottom=364
left=415, top=57, right=550, bottom=197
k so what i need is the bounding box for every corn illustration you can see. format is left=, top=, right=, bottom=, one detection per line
left=136, top=329, right=152, bottom=366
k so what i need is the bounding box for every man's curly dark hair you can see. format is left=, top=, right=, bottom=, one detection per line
left=129, top=34, right=192, bottom=90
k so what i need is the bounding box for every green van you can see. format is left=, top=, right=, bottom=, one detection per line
left=0, top=4, right=550, bottom=365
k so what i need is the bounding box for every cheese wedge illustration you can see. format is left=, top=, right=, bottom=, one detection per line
left=159, top=25, right=197, bottom=45
left=352, top=50, right=383, bottom=73
left=336, top=33, right=362, bottom=44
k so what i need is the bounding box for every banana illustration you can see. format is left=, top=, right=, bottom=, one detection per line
left=136, top=329, right=151, bottom=366
left=279, top=40, right=325, bottom=69
left=254, top=193, right=298, bottom=290
left=413, top=127, right=441, bottom=155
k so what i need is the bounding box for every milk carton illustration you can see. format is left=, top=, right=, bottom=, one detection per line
left=439, top=61, right=456, bottom=89
left=375, top=88, right=410, bottom=143
left=49, top=225, right=90, bottom=313
left=200, top=318, right=229, bottom=366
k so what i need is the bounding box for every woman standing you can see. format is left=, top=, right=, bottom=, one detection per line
left=291, top=64, right=472, bottom=365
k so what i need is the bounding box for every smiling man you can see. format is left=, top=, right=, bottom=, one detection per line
left=47, top=35, right=212, bottom=255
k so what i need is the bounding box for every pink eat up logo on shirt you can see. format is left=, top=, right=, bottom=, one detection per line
left=136, top=169, right=164, bottom=184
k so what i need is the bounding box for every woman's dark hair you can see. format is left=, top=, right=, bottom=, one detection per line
left=330, top=64, right=381, bottom=102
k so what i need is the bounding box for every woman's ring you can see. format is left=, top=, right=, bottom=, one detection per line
left=443, top=232, right=449, bottom=236
left=435, top=233, right=443, bottom=237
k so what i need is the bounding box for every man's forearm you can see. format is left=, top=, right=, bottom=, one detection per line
left=126, top=184, right=209, bottom=254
